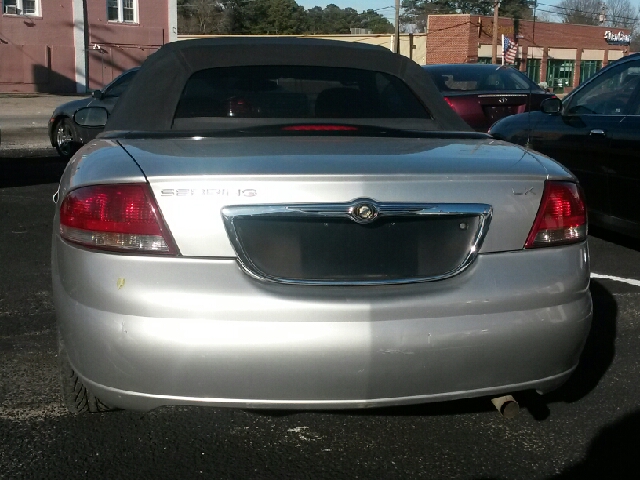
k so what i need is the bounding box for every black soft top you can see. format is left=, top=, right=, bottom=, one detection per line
left=105, top=37, right=470, bottom=132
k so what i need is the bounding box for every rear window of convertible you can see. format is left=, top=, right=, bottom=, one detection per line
left=173, top=66, right=431, bottom=122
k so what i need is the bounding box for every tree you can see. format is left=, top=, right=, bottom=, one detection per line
left=400, top=0, right=534, bottom=33
left=320, top=4, right=356, bottom=33
left=306, top=6, right=324, bottom=33
left=175, top=0, right=406, bottom=36
left=178, top=0, right=225, bottom=34
left=605, top=0, right=638, bottom=29
left=305, top=6, right=393, bottom=34
left=555, top=0, right=639, bottom=50
left=500, top=0, right=535, bottom=20
left=555, top=0, right=603, bottom=25
left=360, top=9, right=395, bottom=34
left=245, top=0, right=308, bottom=34
left=631, top=32, right=640, bottom=52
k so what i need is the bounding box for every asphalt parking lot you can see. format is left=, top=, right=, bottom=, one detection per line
left=1, top=96, right=640, bottom=479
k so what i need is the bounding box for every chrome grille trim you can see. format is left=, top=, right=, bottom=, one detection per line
left=221, top=199, right=492, bottom=286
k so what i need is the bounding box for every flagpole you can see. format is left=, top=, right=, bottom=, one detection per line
left=502, top=34, right=505, bottom=66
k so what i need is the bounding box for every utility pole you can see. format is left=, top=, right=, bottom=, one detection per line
left=599, top=3, right=607, bottom=25
left=491, top=1, right=500, bottom=64
left=395, top=0, right=400, bottom=54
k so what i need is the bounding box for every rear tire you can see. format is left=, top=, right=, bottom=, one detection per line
left=58, top=333, right=114, bottom=414
left=53, top=117, right=79, bottom=159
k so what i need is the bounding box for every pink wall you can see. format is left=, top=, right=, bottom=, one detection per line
left=0, top=1, right=170, bottom=93
left=0, top=1, right=77, bottom=93
left=86, top=0, right=168, bottom=90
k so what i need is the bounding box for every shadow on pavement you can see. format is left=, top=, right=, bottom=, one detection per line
left=552, top=409, right=640, bottom=479
left=589, top=225, right=640, bottom=253
left=0, top=152, right=67, bottom=188
left=545, top=280, right=616, bottom=403
left=513, top=280, right=617, bottom=420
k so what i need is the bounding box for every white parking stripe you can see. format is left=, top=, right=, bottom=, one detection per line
left=591, top=273, right=640, bottom=287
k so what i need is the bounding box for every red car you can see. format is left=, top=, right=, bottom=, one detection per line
left=423, top=64, right=556, bottom=131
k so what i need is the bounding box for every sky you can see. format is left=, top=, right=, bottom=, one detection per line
left=294, top=0, right=640, bottom=24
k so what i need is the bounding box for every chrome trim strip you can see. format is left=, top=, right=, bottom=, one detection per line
left=221, top=199, right=492, bottom=286
left=82, top=367, right=574, bottom=409
left=477, top=94, right=528, bottom=98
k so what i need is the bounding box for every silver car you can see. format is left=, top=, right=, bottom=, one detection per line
left=53, top=38, right=592, bottom=414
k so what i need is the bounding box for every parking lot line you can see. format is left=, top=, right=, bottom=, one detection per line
left=591, top=273, right=640, bottom=287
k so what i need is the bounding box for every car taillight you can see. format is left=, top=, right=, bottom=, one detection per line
left=443, top=96, right=456, bottom=111
left=59, top=184, right=177, bottom=254
left=525, top=181, right=587, bottom=248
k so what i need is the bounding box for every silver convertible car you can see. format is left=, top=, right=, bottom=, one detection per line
left=53, top=38, right=592, bottom=414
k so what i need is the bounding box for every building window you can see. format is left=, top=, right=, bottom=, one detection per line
left=580, top=60, right=602, bottom=84
left=526, top=58, right=541, bottom=84
left=547, top=60, right=575, bottom=92
left=107, top=0, right=137, bottom=23
left=3, top=0, right=40, bottom=15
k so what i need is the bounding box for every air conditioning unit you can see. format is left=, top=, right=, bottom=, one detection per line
left=4, top=5, right=19, bottom=15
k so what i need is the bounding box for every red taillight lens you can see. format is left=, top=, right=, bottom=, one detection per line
left=59, top=184, right=177, bottom=254
left=443, top=96, right=456, bottom=110
left=525, top=181, right=587, bottom=248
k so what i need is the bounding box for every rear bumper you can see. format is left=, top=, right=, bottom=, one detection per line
left=53, top=238, right=592, bottom=411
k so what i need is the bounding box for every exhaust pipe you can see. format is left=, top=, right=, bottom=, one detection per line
left=491, top=395, right=519, bottom=419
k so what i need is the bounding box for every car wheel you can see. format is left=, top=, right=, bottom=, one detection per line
left=58, top=333, right=114, bottom=414
left=54, top=118, right=79, bottom=159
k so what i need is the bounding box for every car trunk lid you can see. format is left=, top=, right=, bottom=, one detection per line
left=118, top=136, right=559, bottom=282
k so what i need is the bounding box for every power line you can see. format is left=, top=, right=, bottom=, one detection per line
left=536, top=2, right=639, bottom=23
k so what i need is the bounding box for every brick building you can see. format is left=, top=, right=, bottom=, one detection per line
left=0, top=0, right=177, bottom=93
left=426, top=14, right=632, bottom=93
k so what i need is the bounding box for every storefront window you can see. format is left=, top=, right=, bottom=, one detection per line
left=526, top=59, right=541, bottom=84
left=579, top=60, right=602, bottom=84
left=547, top=60, right=574, bottom=92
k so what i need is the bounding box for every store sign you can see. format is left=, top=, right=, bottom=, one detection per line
left=604, top=31, right=631, bottom=45
left=481, top=23, right=514, bottom=38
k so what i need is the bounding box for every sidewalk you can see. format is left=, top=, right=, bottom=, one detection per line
left=0, top=94, right=87, bottom=153
left=0, top=94, right=87, bottom=127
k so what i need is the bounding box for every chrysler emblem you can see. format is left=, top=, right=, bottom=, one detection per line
left=351, top=201, right=378, bottom=223
left=498, top=97, right=508, bottom=104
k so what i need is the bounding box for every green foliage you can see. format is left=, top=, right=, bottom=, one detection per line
left=400, top=0, right=534, bottom=32
left=245, top=0, right=309, bottom=34
left=176, top=0, right=394, bottom=35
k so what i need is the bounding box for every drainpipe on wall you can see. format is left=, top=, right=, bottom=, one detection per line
left=83, top=0, right=89, bottom=91
left=168, top=0, right=178, bottom=42
left=72, top=0, right=89, bottom=93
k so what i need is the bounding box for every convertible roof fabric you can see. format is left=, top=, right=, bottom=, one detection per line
left=105, top=37, right=471, bottom=132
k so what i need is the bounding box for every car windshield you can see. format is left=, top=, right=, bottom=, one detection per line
left=172, top=65, right=431, bottom=125
left=426, top=66, right=539, bottom=92
left=566, top=61, right=640, bottom=115
left=103, top=70, right=138, bottom=97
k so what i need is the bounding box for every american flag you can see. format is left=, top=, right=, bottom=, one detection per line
left=503, top=36, right=518, bottom=64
